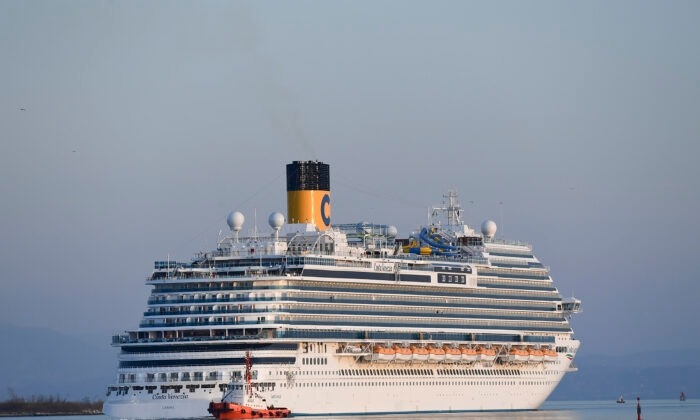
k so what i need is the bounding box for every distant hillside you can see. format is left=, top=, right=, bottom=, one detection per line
left=0, top=325, right=117, bottom=401
left=549, top=349, right=700, bottom=400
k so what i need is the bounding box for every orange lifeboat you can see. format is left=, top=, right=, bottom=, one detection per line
left=507, top=347, right=529, bottom=363
left=392, top=344, right=412, bottom=363
left=427, top=344, right=446, bottom=362
left=528, top=348, right=544, bottom=363
left=543, top=348, right=558, bottom=362
left=371, top=344, right=395, bottom=363
left=460, top=346, right=478, bottom=363
left=410, top=345, right=429, bottom=362
left=476, top=346, right=497, bottom=363
left=443, top=345, right=462, bottom=363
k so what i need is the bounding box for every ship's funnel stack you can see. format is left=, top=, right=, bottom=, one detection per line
left=286, top=161, right=331, bottom=231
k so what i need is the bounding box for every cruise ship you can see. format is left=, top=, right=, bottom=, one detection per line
left=103, top=160, right=581, bottom=419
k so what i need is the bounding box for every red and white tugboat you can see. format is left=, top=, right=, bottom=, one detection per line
left=208, top=352, right=291, bottom=419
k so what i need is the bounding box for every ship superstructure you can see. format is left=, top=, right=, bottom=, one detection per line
left=104, top=161, right=581, bottom=419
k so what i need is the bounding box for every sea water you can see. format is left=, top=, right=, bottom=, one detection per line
left=308, top=399, right=700, bottom=419
left=2, top=400, right=698, bottom=420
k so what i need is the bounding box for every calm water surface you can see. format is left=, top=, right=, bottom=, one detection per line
left=3, top=400, right=698, bottom=420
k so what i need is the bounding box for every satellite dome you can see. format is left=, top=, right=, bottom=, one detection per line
left=268, top=212, right=285, bottom=230
left=227, top=211, right=245, bottom=232
left=387, top=225, right=398, bottom=238
left=481, top=220, right=497, bottom=238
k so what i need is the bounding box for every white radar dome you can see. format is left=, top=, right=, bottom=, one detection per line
left=227, top=211, right=245, bottom=232
left=481, top=220, right=497, bottom=238
left=268, top=212, right=285, bottom=230
left=387, top=225, right=398, bottom=238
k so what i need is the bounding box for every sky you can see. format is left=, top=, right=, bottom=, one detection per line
left=1, top=0, right=698, bottom=356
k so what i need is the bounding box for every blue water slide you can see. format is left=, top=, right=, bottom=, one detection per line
left=419, top=228, right=459, bottom=253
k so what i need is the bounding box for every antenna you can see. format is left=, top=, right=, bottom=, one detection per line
left=499, top=201, right=504, bottom=238
left=254, top=208, right=258, bottom=240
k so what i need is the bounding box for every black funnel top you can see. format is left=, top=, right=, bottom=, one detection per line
left=286, top=161, right=330, bottom=191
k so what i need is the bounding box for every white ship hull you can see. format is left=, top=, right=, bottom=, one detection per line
left=104, top=339, right=578, bottom=418
left=104, top=396, right=211, bottom=420
left=104, top=370, right=561, bottom=418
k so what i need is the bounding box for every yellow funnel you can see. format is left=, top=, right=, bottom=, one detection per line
left=286, top=161, right=331, bottom=231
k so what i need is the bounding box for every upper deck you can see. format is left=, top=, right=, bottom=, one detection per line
left=115, top=190, right=577, bottom=349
